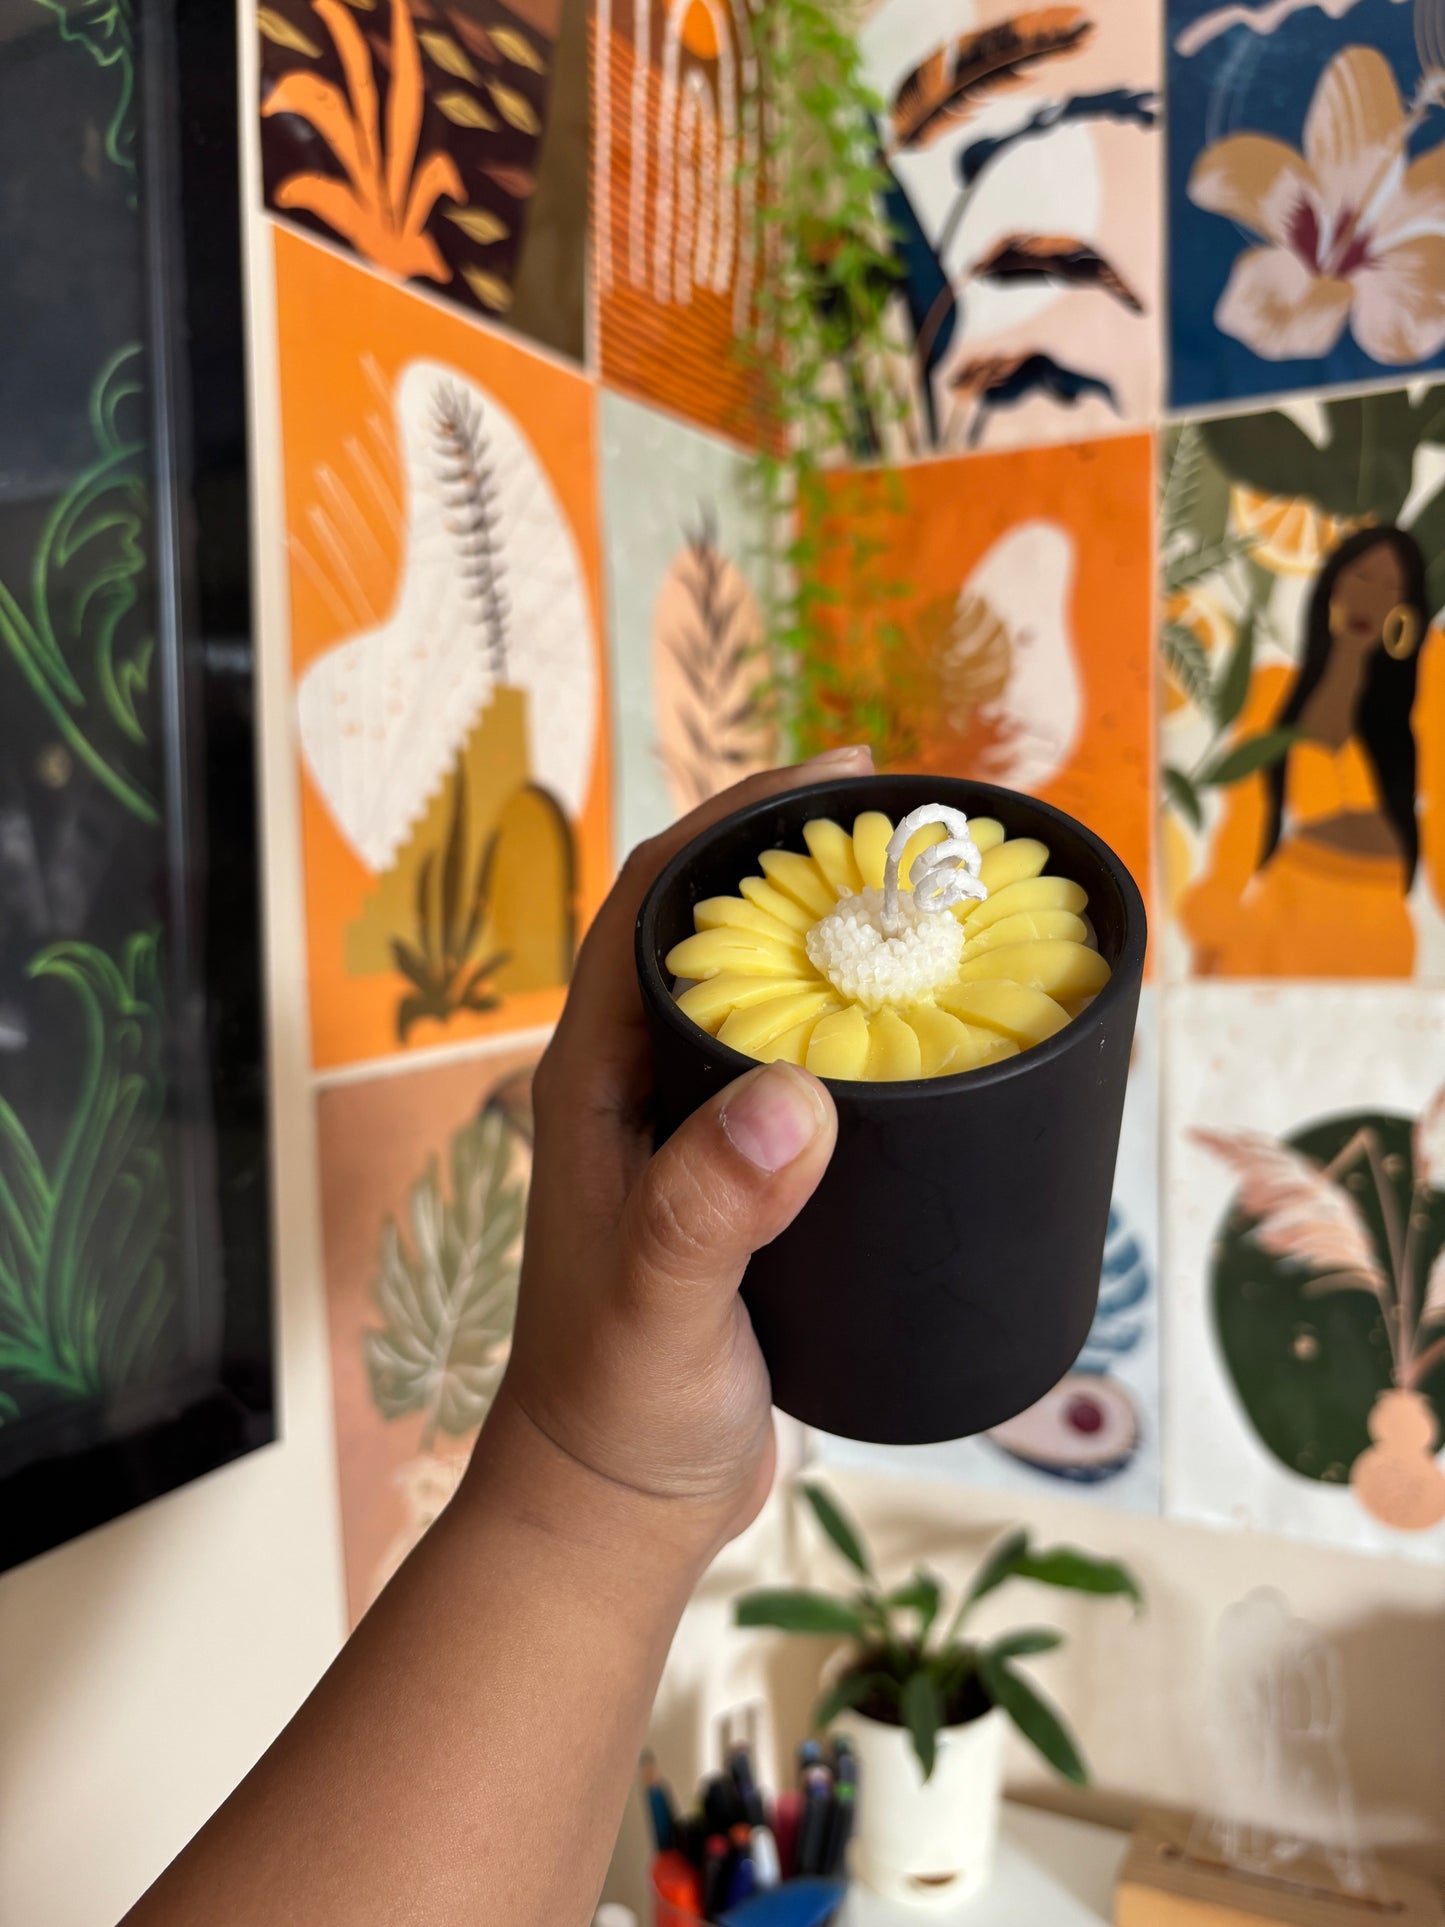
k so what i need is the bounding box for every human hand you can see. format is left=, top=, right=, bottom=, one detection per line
left=489, top=749, right=872, bottom=1568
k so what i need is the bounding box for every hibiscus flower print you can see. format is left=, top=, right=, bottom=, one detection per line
left=1188, top=45, right=1445, bottom=366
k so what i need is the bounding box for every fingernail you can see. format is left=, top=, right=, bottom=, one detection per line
left=806, top=744, right=873, bottom=769
left=721, top=1063, right=826, bottom=1173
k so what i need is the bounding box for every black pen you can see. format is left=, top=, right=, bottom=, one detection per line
left=728, top=1744, right=765, bottom=1827
left=796, top=1763, right=833, bottom=1877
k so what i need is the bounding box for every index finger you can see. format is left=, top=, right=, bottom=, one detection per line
left=545, top=746, right=874, bottom=1112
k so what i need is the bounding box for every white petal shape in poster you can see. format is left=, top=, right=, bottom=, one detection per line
left=1164, top=984, right=1445, bottom=1563
left=297, top=358, right=596, bottom=875
left=950, top=518, right=1081, bottom=792
left=811, top=986, right=1161, bottom=1514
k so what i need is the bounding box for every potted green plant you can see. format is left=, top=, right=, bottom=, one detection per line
left=735, top=1483, right=1141, bottom=1910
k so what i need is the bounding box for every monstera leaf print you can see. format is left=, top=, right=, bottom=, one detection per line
left=364, top=1109, right=524, bottom=1447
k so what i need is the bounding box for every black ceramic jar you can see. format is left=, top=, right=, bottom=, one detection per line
left=634, top=774, right=1147, bottom=1446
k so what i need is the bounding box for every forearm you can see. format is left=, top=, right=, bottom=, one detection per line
left=126, top=1393, right=708, bottom=1927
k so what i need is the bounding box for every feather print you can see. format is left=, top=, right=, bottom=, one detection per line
left=935, top=590, right=1012, bottom=733
left=652, top=508, right=773, bottom=813
left=891, top=8, right=1094, bottom=151
left=1193, top=1128, right=1386, bottom=1288
left=970, top=234, right=1144, bottom=313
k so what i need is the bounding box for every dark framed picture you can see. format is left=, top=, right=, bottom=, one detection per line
left=0, top=0, right=272, bottom=1572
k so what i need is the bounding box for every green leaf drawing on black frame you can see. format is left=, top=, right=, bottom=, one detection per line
left=0, top=343, right=157, bottom=823
left=35, top=0, right=137, bottom=188
left=0, top=932, right=172, bottom=1414
left=364, top=1110, right=524, bottom=1450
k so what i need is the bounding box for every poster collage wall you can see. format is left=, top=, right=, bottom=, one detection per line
left=258, top=0, right=1445, bottom=1619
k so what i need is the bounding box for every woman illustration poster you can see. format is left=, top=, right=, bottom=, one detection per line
left=1180, top=526, right=1438, bottom=977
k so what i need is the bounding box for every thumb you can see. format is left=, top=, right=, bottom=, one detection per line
left=621, top=1061, right=837, bottom=1320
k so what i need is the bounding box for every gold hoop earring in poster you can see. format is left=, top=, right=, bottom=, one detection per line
left=1382, top=604, right=1422, bottom=661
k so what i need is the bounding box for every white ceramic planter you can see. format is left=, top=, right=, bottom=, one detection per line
left=834, top=1704, right=1007, bottom=1911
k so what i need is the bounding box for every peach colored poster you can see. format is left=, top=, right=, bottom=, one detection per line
left=807, top=434, right=1155, bottom=917
left=318, top=1046, right=539, bottom=1626
left=274, top=224, right=612, bottom=1072
left=858, top=0, right=1161, bottom=455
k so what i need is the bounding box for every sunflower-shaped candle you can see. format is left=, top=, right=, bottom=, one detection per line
left=636, top=775, right=1146, bottom=1447
left=665, top=804, right=1111, bottom=1081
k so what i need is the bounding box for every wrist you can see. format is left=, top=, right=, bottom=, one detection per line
left=458, top=1387, right=722, bottom=1602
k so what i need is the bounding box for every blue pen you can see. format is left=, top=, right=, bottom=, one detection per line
left=640, top=1753, right=676, bottom=1854
left=725, top=1847, right=757, bottom=1909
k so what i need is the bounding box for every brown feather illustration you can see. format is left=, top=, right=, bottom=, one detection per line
left=891, top=9, right=1094, bottom=150
left=933, top=590, right=1013, bottom=734
left=1193, top=1128, right=1386, bottom=1288
left=653, top=509, right=775, bottom=814
left=970, top=234, right=1144, bottom=312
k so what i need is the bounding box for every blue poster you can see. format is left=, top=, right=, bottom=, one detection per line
left=1168, top=0, right=1445, bottom=406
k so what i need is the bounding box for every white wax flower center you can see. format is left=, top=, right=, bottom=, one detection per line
left=806, top=887, right=968, bottom=1011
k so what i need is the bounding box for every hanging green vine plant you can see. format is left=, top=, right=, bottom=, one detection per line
left=741, top=0, right=913, bottom=760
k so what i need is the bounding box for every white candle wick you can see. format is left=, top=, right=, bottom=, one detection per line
left=882, top=805, right=988, bottom=936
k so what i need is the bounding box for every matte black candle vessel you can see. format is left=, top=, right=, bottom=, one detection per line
left=635, top=775, right=1147, bottom=1445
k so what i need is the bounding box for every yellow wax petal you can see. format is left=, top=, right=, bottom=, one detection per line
left=970, top=817, right=1006, bottom=852
left=960, top=875, right=1087, bottom=930
left=900, top=820, right=947, bottom=888
left=695, top=896, right=801, bottom=943
left=806, top=1004, right=871, bottom=1080
left=757, top=1016, right=824, bottom=1065
left=804, top=818, right=864, bottom=896
left=936, top=981, right=1072, bottom=1047
left=865, top=1007, right=923, bottom=1081
left=903, top=1006, right=1017, bottom=1077
left=739, top=875, right=814, bottom=934
left=759, top=849, right=837, bottom=919
left=677, top=974, right=821, bottom=1036
left=852, top=812, right=894, bottom=890
left=961, top=910, right=1088, bottom=958
left=955, top=939, right=1111, bottom=999
left=978, top=838, right=1050, bottom=894
left=718, top=989, right=840, bottom=1055
left=666, top=929, right=810, bottom=980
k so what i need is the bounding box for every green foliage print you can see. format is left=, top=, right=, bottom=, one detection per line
left=35, top=0, right=137, bottom=188
left=0, top=933, right=172, bottom=1415
left=364, top=1109, right=525, bottom=1450
left=0, top=343, right=157, bottom=822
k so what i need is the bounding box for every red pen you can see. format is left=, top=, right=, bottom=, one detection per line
left=772, top=1788, right=803, bottom=1880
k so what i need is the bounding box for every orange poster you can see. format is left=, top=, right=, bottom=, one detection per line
left=590, top=0, right=765, bottom=440
left=274, top=225, right=611, bottom=1071
left=807, top=435, right=1155, bottom=915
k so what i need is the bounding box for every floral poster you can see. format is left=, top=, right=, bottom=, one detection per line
left=259, top=0, right=589, bottom=362
left=275, top=226, right=611, bottom=1072
left=804, top=434, right=1154, bottom=911
left=600, top=393, right=776, bottom=857
left=317, top=1044, right=539, bottom=1626
left=814, top=988, right=1162, bottom=1511
left=1168, top=0, right=1445, bottom=408
left=858, top=0, right=1162, bottom=455
left=590, top=0, right=766, bottom=437
left=1160, top=394, right=1445, bottom=982
left=1164, top=984, right=1445, bottom=1562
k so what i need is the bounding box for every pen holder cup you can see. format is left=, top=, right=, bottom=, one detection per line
left=650, top=1861, right=707, bottom=1927
left=635, top=774, right=1147, bottom=1447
